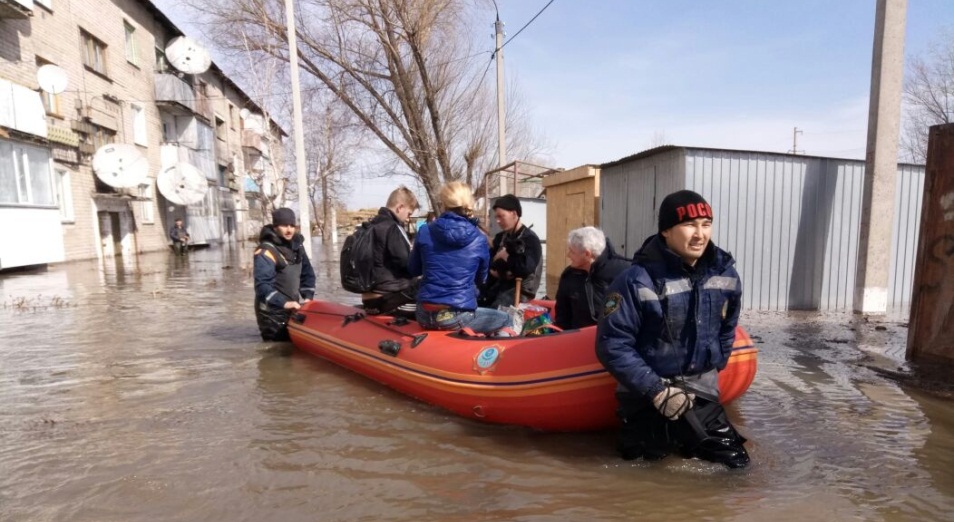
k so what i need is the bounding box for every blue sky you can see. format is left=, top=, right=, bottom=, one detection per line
left=497, top=0, right=953, bottom=164
left=153, top=1, right=954, bottom=209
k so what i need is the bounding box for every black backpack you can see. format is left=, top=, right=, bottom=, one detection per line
left=340, top=221, right=375, bottom=293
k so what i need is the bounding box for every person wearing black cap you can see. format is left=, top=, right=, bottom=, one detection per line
left=253, top=207, right=317, bottom=341
left=595, top=190, right=750, bottom=469
left=479, top=194, right=543, bottom=307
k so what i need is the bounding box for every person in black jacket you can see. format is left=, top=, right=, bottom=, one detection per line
left=169, top=219, right=190, bottom=256
left=596, top=190, right=748, bottom=468
left=479, top=195, right=543, bottom=307
left=253, top=208, right=317, bottom=341
left=362, top=186, right=420, bottom=315
left=554, top=227, right=631, bottom=330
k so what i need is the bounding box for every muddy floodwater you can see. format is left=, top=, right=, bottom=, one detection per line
left=1, top=244, right=953, bottom=521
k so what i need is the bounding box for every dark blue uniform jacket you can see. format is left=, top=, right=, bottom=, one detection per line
left=253, top=226, right=317, bottom=308
left=596, top=234, right=742, bottom=400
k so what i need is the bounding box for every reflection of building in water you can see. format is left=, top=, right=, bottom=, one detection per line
left=0, top=0, right=284, bottom=272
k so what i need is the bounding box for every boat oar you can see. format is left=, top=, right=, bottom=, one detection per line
left=514, top=278, right=523, bottom=307
left=299, top=309, right=428, bottom=347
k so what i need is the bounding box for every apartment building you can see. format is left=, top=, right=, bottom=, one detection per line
left=0, top=0, right=284, bottom=270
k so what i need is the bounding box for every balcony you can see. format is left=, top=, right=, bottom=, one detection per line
left=241, top=129, right=269, bottom=154
left=160, top=144, right=217, bottom=181
left=0, top=0, right=32, bottom=19
left=154, top=73, right=195, bottom=115
left=0, top=78, right=47, bottom=138
left=194, top=91, right=212, bottom=122
left=215, top=138, right=230, bottom=166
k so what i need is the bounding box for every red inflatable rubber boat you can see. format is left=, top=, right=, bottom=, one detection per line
left=288, top=299, right=758, bottom=432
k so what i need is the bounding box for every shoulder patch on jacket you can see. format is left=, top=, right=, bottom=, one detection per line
left=603, top=292, right=622, bottom=317
left=255, top=248, right=277, bottom=264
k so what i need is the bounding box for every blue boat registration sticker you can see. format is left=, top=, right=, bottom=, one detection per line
left=473, top=345, right=504, bottom=374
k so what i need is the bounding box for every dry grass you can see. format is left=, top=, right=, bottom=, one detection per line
left=1, top=295, right=75, bottom=311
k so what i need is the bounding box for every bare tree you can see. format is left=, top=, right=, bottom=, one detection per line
left=195, top=0, right=548, bottom=209
left=649, top=130, right=669, bottom=149
left=296, top=91, right=363, bottom=239
left=902, top=34, right=954, bottom=164
left=234, top=28, right=292, bottom=224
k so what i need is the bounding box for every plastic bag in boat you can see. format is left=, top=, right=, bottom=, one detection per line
left=498, top=303, right=559, bottom=336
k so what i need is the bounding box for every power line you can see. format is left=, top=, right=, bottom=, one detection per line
left=497, top=0, right=558, bottom=53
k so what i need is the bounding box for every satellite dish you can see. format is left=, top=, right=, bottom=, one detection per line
left=239, top=108, right=251, bottom=120
left=37, top=64, right=69, bottom=94
left=164, top=36, right=212, bottom=75
left=157, top=162, right=209, bottom=206
left=92, top=144, right=150, bottom=188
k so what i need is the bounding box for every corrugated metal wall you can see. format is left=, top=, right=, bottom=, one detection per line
left=888, top=164, right=925, bottom=311
left=600, top=148, right=683, bottom=257
left=600, top=147, right=924, bottom=311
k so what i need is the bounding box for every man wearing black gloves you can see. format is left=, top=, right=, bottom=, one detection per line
left=253, top=207, right=317, bottom=341
left=596, top=190, right=750, bottom=468
left=480, top=194, right=543, bottom=307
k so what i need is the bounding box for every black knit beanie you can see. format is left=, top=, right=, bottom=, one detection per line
left=272, top=207, right=297, bottom=226
left=658, top=190, right=713, bottom=232
left=492, top=194, right=522, bottom=217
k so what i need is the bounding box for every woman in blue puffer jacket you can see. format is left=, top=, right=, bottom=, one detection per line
left=409, top=182, right=513, bottom=334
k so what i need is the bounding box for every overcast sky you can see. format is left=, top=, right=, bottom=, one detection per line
left=152, top=0, right=954, bottom=210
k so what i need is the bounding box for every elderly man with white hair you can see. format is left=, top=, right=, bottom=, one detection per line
left=554, top=226, right=631, bottom=330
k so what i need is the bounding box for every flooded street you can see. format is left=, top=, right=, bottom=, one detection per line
left=2, top=244, right=953, bottom=521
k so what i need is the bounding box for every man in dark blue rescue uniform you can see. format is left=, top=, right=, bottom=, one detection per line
left=596, top=190, right=750, bottom=468
left=253, top=208, right=317, bottom=341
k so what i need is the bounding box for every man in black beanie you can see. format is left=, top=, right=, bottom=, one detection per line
left=253, top=207, right=317, bottom=341
left=595, top=190, right=750, bottom=469
left=480, top=194, right=543, bottom=307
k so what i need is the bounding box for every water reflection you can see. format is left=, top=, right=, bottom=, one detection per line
left=0, top=245, right=952, bottom=521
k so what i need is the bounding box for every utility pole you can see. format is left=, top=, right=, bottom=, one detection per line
left=495, top=17, right=507, bottom=182
left=789, top=127, right=803, bottom=154
left=285, top=0, right=312, bottom=258
left=855, top=0, right=907, bottom=314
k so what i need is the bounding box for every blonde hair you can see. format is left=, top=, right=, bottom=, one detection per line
left=439, top=181, right=474, bottom=215
left=386, top=186, right=419, bottom=211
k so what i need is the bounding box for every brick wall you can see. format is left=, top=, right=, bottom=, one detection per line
left=1, top=0, right=278, bottom=264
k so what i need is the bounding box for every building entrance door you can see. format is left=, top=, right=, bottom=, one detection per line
left=98, top=211, right=123, bottom=257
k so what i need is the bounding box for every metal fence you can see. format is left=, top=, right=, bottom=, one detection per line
left=600, top=146, right=924, bottom=311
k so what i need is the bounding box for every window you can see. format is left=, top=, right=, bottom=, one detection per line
left=131, top=104, right=147, bottom=146
left=218, top=165, right=228, bottom=186
left=229, top=105, right=237, bottom=130
left=155, top=45, right=168, bottom=72
left=35, top=57, right=61, bottom=116
left=88, top=124, right=116, bottom=150
left=81, top=30, right=108, bottom=76
left=215, top=116, right=227, bottom=141
left=54, top=169, right=74, bottom=221
left=139, top=182, right=154, bottom=224
left=0, top=140, right=55, bottom=206
left=124, top=21, right=139, bottom=66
